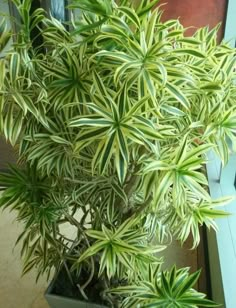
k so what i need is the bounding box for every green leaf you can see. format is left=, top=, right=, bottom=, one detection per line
left=115, top=149, right=127, bottom=184
left=72, top=17, right=108, bottom=35
left=160, top=104, right=185, bottom=117
left=182, top=176, right=210, bottom=200
left=12, top=92, right=28, bottom=115
left=166, top=82, right=190, bottom=109
left=79, top=241, right=107, bottom=262
left=95, top=50, right=135, bottom=63
left=126, top=95, right=150, bottom=118
left=86, top=230, right=104, bottom=240
left=50, top=136, right=71, bottom=145
left=115, top=217, right=137, bottom=238
left=144, top=161, right=171, bottom=173
left=200, top=82, right=222, bottom=91
left=137, top=0, right=160, bottom=18
left=11, top=110, right=23, bottom=145
left=175, top=135, right=188, bottom=164
left=154, top=171, right=173, bottom=206
left=69, top=117, right=113, bottom=127
left=116, top=128, right=129, bottom=163
left=114, top=60, right=141, bottom=84
left=179, top=298, right=219, bottom=307
left=111, top=181, right=128, bottom=205
left=145, top=10, right=159, bottom=48
left=136, top=125, right=163, bottom=140
left=93, top=70, right=109, bottom=103
left=143, top=69, right=156, bottom=98
left=76, top=127, right=109, bottom=142
left=118, top=7, right=140, bottom=29
left=173, top=48, right=206, bottom=58
left=69, top=0, right=112, bottom=16
left=0, top=19, right=11, bottom=52
left=9, top=53, right=21, bottom=84
left=100, top=132, right=116, bottom=174
left=175, top=270, right=200, bottom=297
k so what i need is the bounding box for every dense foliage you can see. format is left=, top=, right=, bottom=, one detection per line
left=0, top=0, right=235, bottom=306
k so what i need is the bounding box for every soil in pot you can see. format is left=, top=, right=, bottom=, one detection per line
left=51, top=266, right=109, bottom=306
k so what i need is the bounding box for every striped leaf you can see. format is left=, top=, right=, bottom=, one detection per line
left=100, top=132, right=116, bottom=174
left=118, top=7, right=140, bottom=29
left=153, top=171, right=173, bottom=206
left=173, top=48, right=206, bottom=58
left=165, top=82, right=190, bottom=109
left=117, top=128, right=129, bottom=163
left=9, top=53, right=21, bottom=84
left=115, top=149, right=127, bottom=184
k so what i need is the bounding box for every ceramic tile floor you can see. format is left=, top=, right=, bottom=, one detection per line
left=0, top=209, right=49, bottom=308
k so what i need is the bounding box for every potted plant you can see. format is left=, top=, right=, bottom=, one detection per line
left=0, top=0, right=235, bottom=307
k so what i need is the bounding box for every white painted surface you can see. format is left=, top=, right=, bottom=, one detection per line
left=206, top=151, right=236, bottom=308
left=224, top=0, right=236, bottom=47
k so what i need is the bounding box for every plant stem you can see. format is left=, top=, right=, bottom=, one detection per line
left=124, top=195, right=153, bottom=219
left=63, top=260, right=74, bottom=286
left=134, top=195, right=153, bottom=216
left=48, top=233, right=74, bottom=286
left=124, top=164, right=140, bottom=199
left=81, top=258, right=95, bottom=290
left=64, top=212, right=95, bottom=291
left=124, top=146, right=146, bottom=201
left=58, top=233, right=75, bottom=243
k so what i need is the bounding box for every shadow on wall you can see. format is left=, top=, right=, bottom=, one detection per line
left=158, top=0, right=227, bottom=39
left=0, top=137, right=17, bottom=169
left=0, top=1, right=17, bottom=169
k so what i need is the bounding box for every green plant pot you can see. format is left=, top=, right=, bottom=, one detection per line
left=45, top=267, right=108, bottom=308
left=45, top=293, right=106, bottom=308
left=45, top=278, right=108, bottom=308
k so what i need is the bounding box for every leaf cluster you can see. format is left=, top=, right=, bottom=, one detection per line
left=0, top=0, right=235, bottom=306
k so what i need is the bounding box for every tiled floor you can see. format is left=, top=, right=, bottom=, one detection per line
left=1, top=1, right=46, bottom=302
left=0, top=209, right=49, bottom=308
